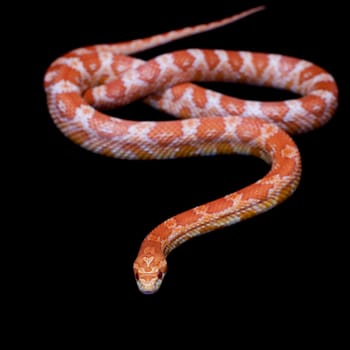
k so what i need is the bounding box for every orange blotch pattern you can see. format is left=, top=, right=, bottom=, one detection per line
left=172, top=51, right=196, bottom=72
left=196, top=117, right=226, bottom=140
left=235, top=120, right=262, bottom=143
left=111, top=55, right=134, bottom=75
left=203, top=50, right=221, bottom=70
left=52, top=66, right=81, bottom=87
left=221, top=95, right=246, bottom=115
left=137, top=61, right=161, bottom=83
left=252, top=53, right=269, bottom=78
left=173, top=209, right=202, bottom=228
left=81, top=53, right=101, bottom=77
left=206, top=196, right=235, bottom=214
left=299, top=65, right=325, bottom=84
left=105, top=80, right=127, bottom=101
left=260, top=102, right=289, bottom=122
left=148, top=123, right=183, bottom=144
left=279, top=56, right=299, bottom=76
left=192, top=87, right=208, bottom=108
left=227, top=51, right=244, bottom=72
left=88, top=111, right=129, bottom=138
left=312, top=81, right=338, bottom=97
left=56, top=92, right=84, bottom=119
left=178, top=106, right=193, bottom=119
left=170, top=84, right=190, bottom=102
left=301, top=95, right=328, bottom=128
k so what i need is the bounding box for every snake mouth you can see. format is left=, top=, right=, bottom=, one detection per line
left=140, top=290, right=157, bottom=295
left=136, top=275, right=164, bottom=294
left=137, top=285, right=160, bottom=295
left=136, top=279, right=162, bottom=294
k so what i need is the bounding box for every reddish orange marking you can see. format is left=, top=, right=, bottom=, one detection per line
left=227, top=52, right=244, bottom=72
left=112, top=55, right=135, bottom=74
left=260, top=102, right=288, bottom=122
left=88, top=112, right=114, bottom=136
left=137, top=61, right=161, bottom=83
left=171, top=84, right=190, bottom=102
left=252, top=53, right=269, bottom=78
left=193, top=70, right=204, bottom=80
left=235, top=120, right=262, bottom=142
left=57, top=92, right=84, bottom=119
left=81, top=53, right=101, bottom=76
left=192, top=87, right=208, bottom=108
left=312, top=81, right=338, bottom=96
left=203, top=50, right=221, bottom=70
left=196, top=118, right=225, bottom=140
left=173, top=210, right=202, bottom=227
left=178, top=106, right=193, bottom=118
left=148, top=123, right=183, bottom=143
left=206, top=196, right=236, bottom=214
left=172, top=51, right=196, bottom=71
left=221, top=95, right=246, bottom=115
left=301, top=96, right=327, bottom=127
left=50, top=66, right=81, bottom=87
left=241, top=182, right=271, bottom=202
left=279, top=56, right=299, bottom=75
left=299, top=65, right=324, bottom=84
left=88, top=111, right=130, bottom=138
left=106, top=80, right=127, bottom=100
left=274, top=154, right=298, bottom=178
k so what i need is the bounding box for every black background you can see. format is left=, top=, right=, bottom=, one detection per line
left=20, top=0, right=347, bottom=343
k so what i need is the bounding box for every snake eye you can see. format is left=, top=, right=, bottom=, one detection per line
left=135, top=272, right=139, bottom=281
left=157, top=270, right=163, bottom=279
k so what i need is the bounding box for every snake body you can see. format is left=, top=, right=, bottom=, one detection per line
left=45, top=7, right=338, bottom=293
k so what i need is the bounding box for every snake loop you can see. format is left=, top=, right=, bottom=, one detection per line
left=45, top=7, right=338, bottom=293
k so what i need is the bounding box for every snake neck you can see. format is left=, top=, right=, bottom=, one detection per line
left=149, top=168, right=301, bottom=257
left=145, top=141, right=301, bottom=257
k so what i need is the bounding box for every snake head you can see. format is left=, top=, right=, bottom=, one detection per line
left=133, top=243, right=167, bottom=294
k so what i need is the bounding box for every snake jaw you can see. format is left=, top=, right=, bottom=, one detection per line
left=134, top=266, right=167, bottom=294
left=134, top=270, right=166, bottom=294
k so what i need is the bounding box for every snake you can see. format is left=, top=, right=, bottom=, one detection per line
left=44, top=6, right=338, bottom=294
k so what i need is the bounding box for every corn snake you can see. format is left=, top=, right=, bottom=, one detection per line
left=44, top=6, right=338, bottom=294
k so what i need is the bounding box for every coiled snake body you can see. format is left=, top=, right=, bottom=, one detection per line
left=45, top=7, right=338, bottom=293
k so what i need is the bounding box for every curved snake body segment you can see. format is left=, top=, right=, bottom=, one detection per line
left=45, top=7, right=338, bottom=294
